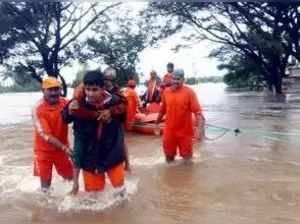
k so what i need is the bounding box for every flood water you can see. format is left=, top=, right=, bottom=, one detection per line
left=1, top=83, right=300, bottom=224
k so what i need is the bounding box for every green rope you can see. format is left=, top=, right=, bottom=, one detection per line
left=131, top=122, right=295, bottom=142
left=206, top=123, right=295, bottom=141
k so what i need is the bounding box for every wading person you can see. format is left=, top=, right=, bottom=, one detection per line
left=103, top=67, right=131, bottom=172
left=124, top=79, right=140, bottom=131
left=32, top=77, right=73, bottom=191
left=156, top=69, right=205, bottom=163
left=72, top=67, right=131, bottom=173
left=63, top=70, right=126, bottom=195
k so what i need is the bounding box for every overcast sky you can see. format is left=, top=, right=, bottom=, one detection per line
left=137, top=33, right=224, bottom=82
left=61, top=26, right=224, bottom=84
left=61, top=33, right=224, bottom=84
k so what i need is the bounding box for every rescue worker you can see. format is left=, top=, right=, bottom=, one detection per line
left=161, top=62, right=174, bottom=90
left=124, top=79, right=140, bottom=130
left=32, top=77, right=73, bottom=191
left=156, top=69, right=205, bottom=163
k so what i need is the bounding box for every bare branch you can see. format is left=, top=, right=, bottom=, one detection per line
left=60, top=4, right=78, bottom=30
left=61, top=2, right=73, bottom=11
left=60, top=2, right=122, bottom=51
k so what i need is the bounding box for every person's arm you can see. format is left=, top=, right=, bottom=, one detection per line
left=134, top=91, right=141, bottom=113
left=190, top=90, right=205, bottom=138
left=156, top=92, right=166, bottom=124
left=61, top=101, right=74, bottom=124
left=68, top=99, right=99, bottom=120
left=32, top=107, right=71, bottom=154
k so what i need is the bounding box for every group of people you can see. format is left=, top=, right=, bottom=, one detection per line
left=32, top=62, right=205, bottom=195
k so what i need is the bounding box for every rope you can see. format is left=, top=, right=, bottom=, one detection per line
left=131, top=122, right=232, bottom=141
left=203, top=129, right=230, bottom=141
left=131, top=121, right=297, bottom=142
left=205, top=123, right=295, bottom=141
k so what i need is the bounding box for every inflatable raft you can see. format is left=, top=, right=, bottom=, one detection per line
left=131, top=103, right=164, bottom=135
left=129, top=102, right=202, bottom=138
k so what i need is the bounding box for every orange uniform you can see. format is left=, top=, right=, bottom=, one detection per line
left=32, top=97, right=73, bottom=182
left=162, top=73, right=173, bottom=88
left=161, top=85, right=203, bottom=158
left=83, top=163, right=124, bottom=191
left=124, top=87, right=139, bottom=130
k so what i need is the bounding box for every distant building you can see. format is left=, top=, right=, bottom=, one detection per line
left=283, top=65, right=300, bottom=93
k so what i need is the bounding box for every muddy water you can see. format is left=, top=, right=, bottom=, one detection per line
left=1, top=84, right=300, bottom=224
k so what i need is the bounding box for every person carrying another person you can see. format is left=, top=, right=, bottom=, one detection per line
left=142, top=70, right=161, bottom=108
left=72, top=67, right=131, bottom=173
left=32, top=76, right=73, bottom=192
left=102, top=67, right=131, bottom=172
left=156, top=69, right=205, bottom=163
left=123, top=79, right=140, bottom=131
left=63, top=70, right=127, bottom=195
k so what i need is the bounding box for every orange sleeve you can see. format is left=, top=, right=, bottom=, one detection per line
left=189, top=89, right=202, bottom=114
left=32, top=106, right=52, bottom=141
left=160, top=91, right=167, bottom=114
left=71, top=107, right=99, bottom=120
left=134, top=91, right=140, bottom=109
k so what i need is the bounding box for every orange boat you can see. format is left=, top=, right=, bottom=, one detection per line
left=130, top=103, right=201, bottom=138
left=131, top=103, right=164, bottom=135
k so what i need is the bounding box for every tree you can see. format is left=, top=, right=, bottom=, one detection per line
left=77, top=6, right=181, bottom=86
left=220, top=54, right=264, bottom=90
left=0, top=2, right=121, bottom=95
left=85, top=17, right=146, bottom=86
left=148, top=2, right=298, bottom=94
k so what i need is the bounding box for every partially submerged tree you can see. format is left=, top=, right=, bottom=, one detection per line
left=148, top=2, right=299, bottom=94
left=0, top=2, right=121, bottom=95
left=219, top=54, right=265, bottom=90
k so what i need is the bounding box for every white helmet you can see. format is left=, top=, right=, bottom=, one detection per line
left=103, top=67, right=117, bottom=79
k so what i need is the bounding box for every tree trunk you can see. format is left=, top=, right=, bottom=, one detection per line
left=58, top=73, right=67, bottom=97
left=273, top=70, right=283, bottom=95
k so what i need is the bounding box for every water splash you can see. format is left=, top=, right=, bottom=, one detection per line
left=58, top=177, right=139, bottom=212
left=0, top=163, right=139, bottom=212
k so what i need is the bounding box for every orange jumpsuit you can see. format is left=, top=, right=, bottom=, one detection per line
left=162, top=73, right=173, bottom=88
left=124, top=87, right=139, bottom=130
left=161, top=85, right=203, bottom=158
left=32, top=97, right=73, bottom=182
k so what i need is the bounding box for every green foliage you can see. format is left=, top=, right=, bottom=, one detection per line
left=78, top=8, right=171, bottom=87
left=0, top=79, right=40, bottom=93
left=198, top=76, right=223, bottom=83
left=186, top=77, right=197, bottom=85
left=186, top=76, right=223, bottom=85
left=220, top=54, right=265, bottom=90
left=0, top=2, right=121, bottom=95
left=147, top=2, right=299, bottom=94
